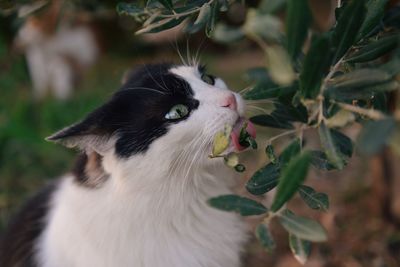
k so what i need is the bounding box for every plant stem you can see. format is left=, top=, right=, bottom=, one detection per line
left=334, top=101, right=387, bottom=120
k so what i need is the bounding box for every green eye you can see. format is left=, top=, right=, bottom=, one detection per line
left=165, top=104, right=189, bottom=120
left=201, top=74, right=215, bottom=85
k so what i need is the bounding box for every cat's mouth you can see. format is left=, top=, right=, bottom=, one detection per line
left=230, top=117, right=256, bottom=152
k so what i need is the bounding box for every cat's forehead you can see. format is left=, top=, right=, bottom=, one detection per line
left=120, top=63, right=201, bottom=96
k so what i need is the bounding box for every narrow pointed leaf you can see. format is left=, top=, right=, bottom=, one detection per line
left=285, top=0, right=312, bottom=60
left=332, top=0, right=366, bottom=63
left=243, top=83, right=282, bottom=100
left=279, top=210, right=328, bottom=242
left=271, top=152, right=311, bottom=212
left=205, top=1, right=219, bottom=37
left=265, top=45, right=296, bottom=86
left=279, top=138, right=301, bottom=168
left=289, top=234, right=312, bottom=265
left=347, top=34, right=399, bottom=63
left=326, top=80, right=399, bottom=101
left=246, top=163, right=280, bottom=195
left=250, top=115, right=294, bottom=129
left=136, top=16, right=187, bottom=34
left=158, top=0, right=173, bottom=10
left=329, top=69, right=392, bottom=89
left=256, top=223, right=276, bottom=252
left=208, top=195, right=268, bottom=216
left=298, top=185, right=329, bottom=211
left=357, top=118, right=396, bottom=155
left=195, top=4, right=211, bottom=23
left=357, top=0, right=389, bottom=40
left=318, top=122, right=345, bottom=170
left=299, top=34, right=332, bottom=99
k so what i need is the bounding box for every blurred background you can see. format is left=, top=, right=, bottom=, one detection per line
left=1, top=0, right=400, bottom=266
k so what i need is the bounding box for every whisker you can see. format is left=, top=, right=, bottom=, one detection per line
left=123, top=87, right=167, bottom=95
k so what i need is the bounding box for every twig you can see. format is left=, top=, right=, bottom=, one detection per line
left=334, top=101, right=387, bottom=120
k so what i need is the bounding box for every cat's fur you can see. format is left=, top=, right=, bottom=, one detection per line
left=0, top=63, right=249, bottom=267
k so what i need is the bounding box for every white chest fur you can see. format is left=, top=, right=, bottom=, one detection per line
left=35, top=168, right=248, bottom=267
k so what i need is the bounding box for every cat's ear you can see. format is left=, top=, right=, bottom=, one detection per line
left=46, top=116, right=113, bottom=155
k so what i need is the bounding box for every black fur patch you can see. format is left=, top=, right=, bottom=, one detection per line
left=0, top=182, right=58, bottom=267
left=48, top=63, right=199, bottom=158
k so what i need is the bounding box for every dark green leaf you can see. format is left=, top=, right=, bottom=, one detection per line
left=279, top=210, right=328, bottom=242
left=266, top=145, right=277, bottom=164
left=158, top=0, right=173, bottom=10
left=136, top=16, right=187, bottom=34
left=289, top=234, right=312, bottom=265
left=310, top=150, right=336, bottom=170
left=332, top=0, right=366, bottom=63
left=250, top=115, right=294, bottom=129
left=318, top=122, right=345, bottom=170
left=285, top=0, right=312, bottom=60
left=299, top=34, right=332, bottom=99
left=329, top=69, right=392, bottom=89
left=347, top=34, right=399, bottom=63
left=279, top=138, right=301, bottom=168
left=330, top=129, right=353, bottom=158
left=243, top=83, right=282, bottom=100
left=246, top=163, right=280, bottom=195
left=212, top=23, right=244, bottom=43
left=357, top=118, right=396, bottom=155
left=205, top=1, right=220, bottom=37
left=357, top=0, right=389, bottom=40
left=271, top=103, right=308, bottom=123
left=298, top=185, right=329, bottom=211
left=208, top=194, right=268, bottom=216
left=195, top=3, right=212, bottom=23
left=256, top=223, right=276, bottom=252
left=271, top=152, right=311, bottom=212
left=326, top=80, right=399, bottom=101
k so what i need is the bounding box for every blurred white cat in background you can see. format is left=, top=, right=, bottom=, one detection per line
left=14, top=1, right=99, bottom=100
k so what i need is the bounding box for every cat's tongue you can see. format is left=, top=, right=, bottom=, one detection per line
left=230, top=118, right=256, bottom=152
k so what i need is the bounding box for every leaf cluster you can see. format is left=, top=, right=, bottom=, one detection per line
left=120, top=0, right=400, bottom=264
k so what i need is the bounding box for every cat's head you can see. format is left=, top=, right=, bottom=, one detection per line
left=47, top=63, right=254, bottom=182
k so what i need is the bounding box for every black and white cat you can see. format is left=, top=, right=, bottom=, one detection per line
left=0, top=63, right=256, bottom=267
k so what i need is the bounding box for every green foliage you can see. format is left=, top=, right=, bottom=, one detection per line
left=289, top=234, right=311, bottom=265
left=255, top=223, right=276, bottom=252
left=285, top=0, right=311, bottom=60
left=120, top=0, right=400, bottom=264
left=117, top=0, right=400, bottom=263
left=208, top=195, right=268, bottom=216
left=278, top=210, right=327, bottom=242
left=271, top=152, right=311, bottom=212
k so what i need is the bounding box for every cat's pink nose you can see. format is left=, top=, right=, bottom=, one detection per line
left=221, top=94, right=237, bottom=111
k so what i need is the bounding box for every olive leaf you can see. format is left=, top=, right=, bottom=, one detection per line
left=298, top=185, right=329, bottom=211
left=256, top=223, right=276, bottom=252
left=279, top=210, right=328, bottom=242
left=208, top=195, right=268, bottom=216
left=271, top=152, right=311, bottom=212
left=289, top=234, right=312, bottom=265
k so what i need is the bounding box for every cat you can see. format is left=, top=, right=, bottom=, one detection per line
left=0, top=63, right=256, bottom=267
